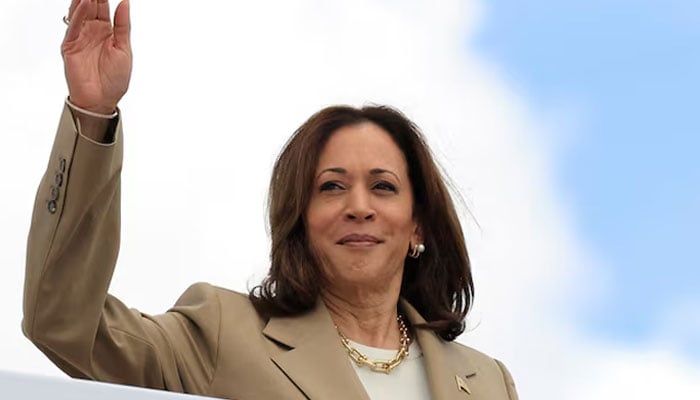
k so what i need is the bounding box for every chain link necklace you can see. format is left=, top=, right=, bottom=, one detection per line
left=336, top=314, right=410, bottom=374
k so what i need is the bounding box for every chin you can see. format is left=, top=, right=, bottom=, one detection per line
left=332, top=257, right=400, bottom=283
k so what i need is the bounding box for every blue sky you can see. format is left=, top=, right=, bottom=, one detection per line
left=475, top=0, right=699, bottom=350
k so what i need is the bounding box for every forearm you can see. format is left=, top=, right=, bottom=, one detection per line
left=23, top=103, right=123, bottom=371
left=21, top=105, right=204, bottom=390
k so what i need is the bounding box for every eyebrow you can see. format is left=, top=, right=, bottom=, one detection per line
left=317, top=167, right=401, bottom=183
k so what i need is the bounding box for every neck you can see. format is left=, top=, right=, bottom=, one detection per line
left=322, top=285, right=402, bottom=350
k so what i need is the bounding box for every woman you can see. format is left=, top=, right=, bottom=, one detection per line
left=23, top=0, right=518, bottom=399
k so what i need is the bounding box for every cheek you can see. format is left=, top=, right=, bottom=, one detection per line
left=386, top=202, right=416, bottom=235
left=306, top=202, right=339, bottom=243
left=395, top=220, right=416, bottom=244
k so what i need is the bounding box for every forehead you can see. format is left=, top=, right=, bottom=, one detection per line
left=316, top=122, right=408, bottom=175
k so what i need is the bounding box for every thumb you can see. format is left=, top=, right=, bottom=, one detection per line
left=113, top=0, right=131, bottom=49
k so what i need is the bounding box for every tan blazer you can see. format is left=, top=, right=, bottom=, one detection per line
left=23, top=105, right=518, bottom=400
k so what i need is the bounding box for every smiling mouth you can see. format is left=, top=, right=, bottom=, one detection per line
left=337, top=234, right=383, bottom=246
left=339, top=241, right=380, bottom=247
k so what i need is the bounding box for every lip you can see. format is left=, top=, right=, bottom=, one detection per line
left=337, top=233, right=383, bottom=246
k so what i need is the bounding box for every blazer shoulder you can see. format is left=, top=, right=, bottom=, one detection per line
left=175, top=283, right=259, bottom=315
left=447, top=340, right=499, bottom=366
left=173, top=282, right=268, bottom=326
left=447, top=340, right=513, bottom=375
left=176, top=282, right=248, bottom=303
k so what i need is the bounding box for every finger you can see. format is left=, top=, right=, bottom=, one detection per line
left=86, top=0, right=98, bottom=20
left=113, top=0, right=131, bottom=49
left=67, top=0, right=81, bottom=21
left=97, top=0, right=111, bottom=22
left=64, top=0, right=89, bottom=43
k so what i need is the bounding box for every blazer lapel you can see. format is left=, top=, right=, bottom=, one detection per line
left=401, top=299, right=480, bottom=400
left=262, top=300, right=370, bottom=400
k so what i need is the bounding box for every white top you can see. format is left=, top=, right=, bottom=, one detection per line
left=347, top=340, right=431, bottom=400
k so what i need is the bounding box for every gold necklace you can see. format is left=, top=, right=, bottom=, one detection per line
left=336, top=315, right=410, bottom=374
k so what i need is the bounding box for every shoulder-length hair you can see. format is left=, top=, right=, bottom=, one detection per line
left=250, top=105, right=473, bottom=341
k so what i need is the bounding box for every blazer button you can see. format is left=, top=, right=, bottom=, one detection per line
left=55, top=173, right=64, bottom=187
left=59, top=157, right=66, bottom=173
left=48, top=200, right=57, bottom=214
left=50, top=185, right=60, bottom=201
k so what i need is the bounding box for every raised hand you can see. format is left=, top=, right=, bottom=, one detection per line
left=62, top=0, right=132, bottom=114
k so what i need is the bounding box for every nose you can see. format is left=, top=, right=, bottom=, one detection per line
left=344, top=187, right=376, bottom=221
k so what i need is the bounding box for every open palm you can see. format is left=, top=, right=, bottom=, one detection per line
left=62, top=0, right=131, bottom=114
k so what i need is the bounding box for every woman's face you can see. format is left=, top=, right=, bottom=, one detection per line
left=306, top=122, right=421, bottom=292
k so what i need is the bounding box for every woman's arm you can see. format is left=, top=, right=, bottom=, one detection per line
left=23, top=101, right=129, bottom=381
left=23, top=113, right=218, bottom=390
left=23, top=114, right=218, bottom=390
left=23, top=1, right=218, bottom=393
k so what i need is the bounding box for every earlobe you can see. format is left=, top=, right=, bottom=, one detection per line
left=408, top=220, right=425, bottom=258
left=413, top=223, right=424, bottom=245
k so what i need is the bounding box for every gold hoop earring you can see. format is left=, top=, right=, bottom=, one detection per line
left=408, top=243, right=425, bottom=259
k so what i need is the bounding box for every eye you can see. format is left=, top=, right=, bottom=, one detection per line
left=319, top=181, right=345, bottom=192
left=373, top=181, right=397, bottom=192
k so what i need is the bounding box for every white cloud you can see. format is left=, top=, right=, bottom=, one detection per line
left=0, top=0, right=698, bottom=398
left=571, top=346, right=700, bottom=399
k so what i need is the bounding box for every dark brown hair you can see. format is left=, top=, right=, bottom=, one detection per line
left=250, top=105, right=473, bottom=341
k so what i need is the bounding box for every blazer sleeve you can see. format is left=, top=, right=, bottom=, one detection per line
left=22, top=104, right=219, bottom=394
